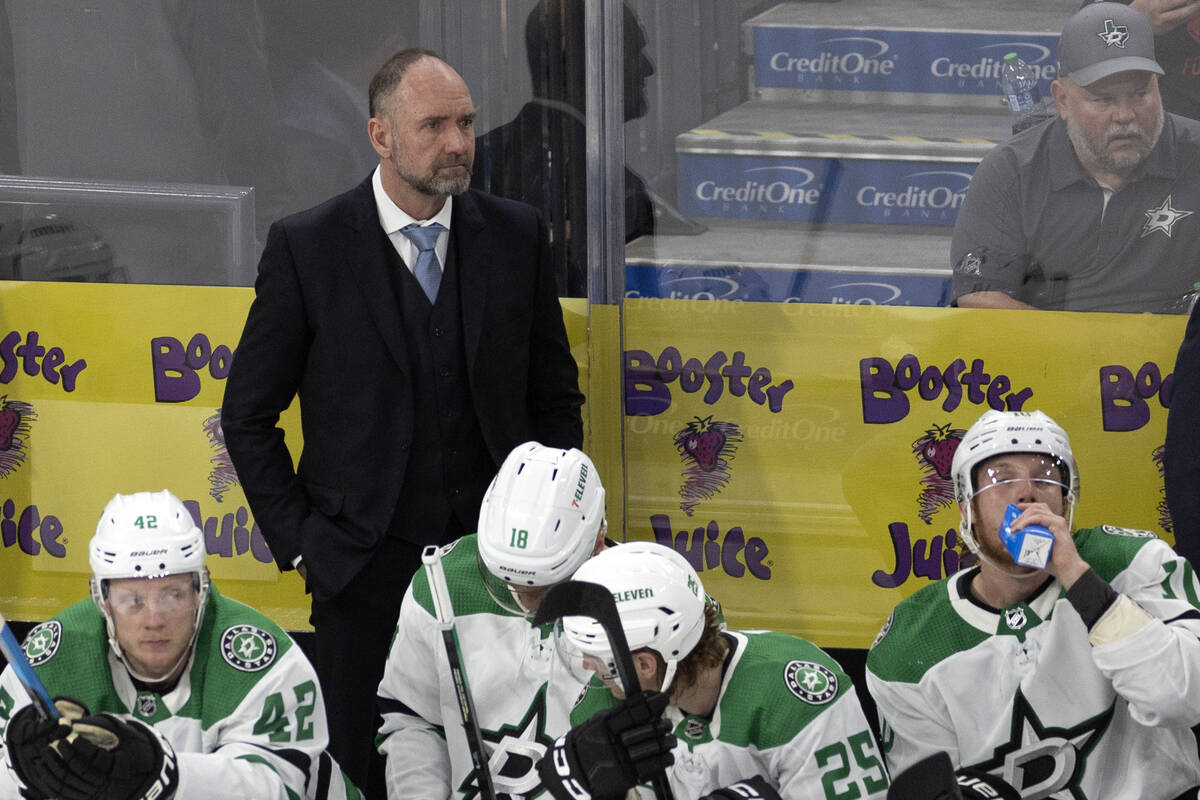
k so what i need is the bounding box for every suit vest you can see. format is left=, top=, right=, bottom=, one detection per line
left=382, top=226, right=495, bottom=545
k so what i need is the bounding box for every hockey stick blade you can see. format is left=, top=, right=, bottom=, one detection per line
left=0, top=611, right=59, bottom=720
left=421, top=546, right=497, bottom=800
left=533, top=581, right=676, bottom=800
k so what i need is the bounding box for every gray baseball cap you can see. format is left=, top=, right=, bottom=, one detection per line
left=1058, top=2, right=1164, bottom=87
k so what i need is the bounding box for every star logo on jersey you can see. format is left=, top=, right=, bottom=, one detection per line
left=458, top=685, right=555, bottom=800
left=22, top=621, right=61, bottom=666
left=1141, top=195, right=1194, bottom=238
left=220, top=624, right=277, bottom=672
left=970, top=691, right=1114, bottom=798
left=784, top=660, right=839, bottom=705
left=1097, top=19, right=1129, bottom=48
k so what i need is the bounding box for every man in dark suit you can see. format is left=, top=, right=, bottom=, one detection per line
left=220, top=48, right=584, bottom=799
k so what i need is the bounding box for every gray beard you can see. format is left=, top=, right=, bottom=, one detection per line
left=403, top=166, right=471, bottom=198
left=1067, top=110, right=1164, bottom=176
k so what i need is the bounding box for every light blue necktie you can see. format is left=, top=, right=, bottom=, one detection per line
left=399, top=222, right=445, bottom=302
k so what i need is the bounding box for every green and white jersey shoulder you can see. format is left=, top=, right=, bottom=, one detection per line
left=0, top=586, right=359, bottom=800
left=573, top=630, right=889, bottom=800
left=866, top=525, right=1200, bottom=799
left=378, top=534, right=589, bottom=800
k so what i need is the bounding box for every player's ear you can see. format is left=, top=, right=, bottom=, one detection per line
left=368, top=115, right=392, bottom=159
left=632, top=651, right=660, bottom=688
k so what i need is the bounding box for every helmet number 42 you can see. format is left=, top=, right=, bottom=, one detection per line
left=133, top=515, right=159, bottom=529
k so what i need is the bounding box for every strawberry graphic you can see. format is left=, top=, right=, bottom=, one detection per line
left=204, top=410, right=241, bottom=502
left=912, top=422, right=966, bottom=524
left=0, top=398, right=18, bottom=450
left=0, top=396, right=35, bottom=477
left=674, top=416, right=743, bottom=516
left=919, top=426, right=960, bottom=480
left=682, top=428, right=726, bottom=471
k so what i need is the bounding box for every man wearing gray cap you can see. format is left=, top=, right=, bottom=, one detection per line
left=952, top=2, right=1200, bottom=312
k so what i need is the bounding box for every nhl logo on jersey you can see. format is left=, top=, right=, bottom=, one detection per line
left=784, top=660, right=838, bottom=705
left=136, top=693, right=158, bottom=718
left=22, top=620, right=62, bottom=667
left=221, top=624, right=277, bottom=672
left=683, top=718, right=707, bottom=740
left=1004, top=607, right=1027, bottom=631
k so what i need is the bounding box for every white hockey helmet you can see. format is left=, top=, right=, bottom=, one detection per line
left=562, top=541, right=707, bottom=692
left=477, top=442, right=606, bottom=613
left=951, top=410, right=1078, bottom=556
left=89, top=490, right=211, bottom=679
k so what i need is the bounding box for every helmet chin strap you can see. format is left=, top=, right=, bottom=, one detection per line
left=660, top=660, right=680, bottom=696
left=96, top=571, right=211, bottom=687
left=110, top=629, right=199, bottom=686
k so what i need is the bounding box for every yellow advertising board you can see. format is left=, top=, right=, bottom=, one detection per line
left=621, top=299, right=1184, bottom=649
left=0, top=284, right=1187, bottom=651
left=0, top=280, right=591, bottom=629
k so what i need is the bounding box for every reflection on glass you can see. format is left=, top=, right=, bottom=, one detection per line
left=472, top=0, right=660, bottom=297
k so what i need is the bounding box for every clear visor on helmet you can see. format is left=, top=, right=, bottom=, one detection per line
left=104, top=578, right=199, bottom=616
left=549, top=617, right=620, bottom=688
left=974, top=456, right=1069, bottom=501
left=476, top=550, right=553, bottom=618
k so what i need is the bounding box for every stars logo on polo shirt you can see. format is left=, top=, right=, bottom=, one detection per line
left=970, top=691, right=1114, bottom=799
left=1097, top=19, right=1129, bottom=48
left=1142, top=195, right=1194, bottom=238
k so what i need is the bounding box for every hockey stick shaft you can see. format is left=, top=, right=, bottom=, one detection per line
left=533, top=581, right=675, bottom=800
left=421, top=545, right=497, bottom=800
left=0, top=612, right=58, bottom=720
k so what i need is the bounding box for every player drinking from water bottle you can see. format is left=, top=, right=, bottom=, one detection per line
left=867, top=409, right=1200, bottom=797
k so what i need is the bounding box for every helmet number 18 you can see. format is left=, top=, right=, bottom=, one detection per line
left=509, top=528, right=528, bottom=549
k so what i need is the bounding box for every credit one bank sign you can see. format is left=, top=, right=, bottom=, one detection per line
left=753, top=26, right=1057, bottom=95
left=678, top=155, right=974, bottom=227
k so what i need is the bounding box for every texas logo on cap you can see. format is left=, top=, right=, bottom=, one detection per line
left=1097, top=18, right=1129, bottom=48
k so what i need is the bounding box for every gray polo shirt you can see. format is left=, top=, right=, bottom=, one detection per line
left=951, top=112, right=1200, bottom=312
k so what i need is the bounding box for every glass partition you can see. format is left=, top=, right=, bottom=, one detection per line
left=0, top=0, right=1192, bottom=654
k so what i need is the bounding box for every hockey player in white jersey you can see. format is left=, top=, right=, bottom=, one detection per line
left=867, top=409, right=1200, bottom=798
left=545, top=541, right=890, bottom=800
left=376, top=441, right=616, bottom=799
left=0, top=489, right=360, bottom=800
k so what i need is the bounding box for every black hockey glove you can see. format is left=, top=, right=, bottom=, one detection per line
left=3, top=696, right=89, bottom=799
left=699, top=774, right=783, bottom=800
left=953, top=767, right=1019, bottom=800
left=48, top=713, right=179, bottom=800
left=538, top=690, right=674, bottom=800
left=887, top=752, right=1018, bottom=800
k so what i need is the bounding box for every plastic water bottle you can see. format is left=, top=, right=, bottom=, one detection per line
left=999, top=53, right=1053, bottom=134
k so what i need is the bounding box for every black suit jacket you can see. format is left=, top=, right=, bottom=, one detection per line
left=221, top=176, right=584, bottom=599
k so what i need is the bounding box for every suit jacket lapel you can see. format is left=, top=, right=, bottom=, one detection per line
left=342, top=177, right=411, bottom=376
left=453, top=191, right=489, bottom=368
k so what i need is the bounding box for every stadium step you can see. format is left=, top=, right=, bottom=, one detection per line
left=631, top=1, right=1079, bottom=305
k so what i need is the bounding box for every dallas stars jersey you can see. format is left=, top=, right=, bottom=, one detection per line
left=377, top=535, right=590, bottom=799
left=866, top=525, right=1200, bottom=799
left=571, top=630, right=890, bottom=800
left=0, top=585, right=359, bottom=800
